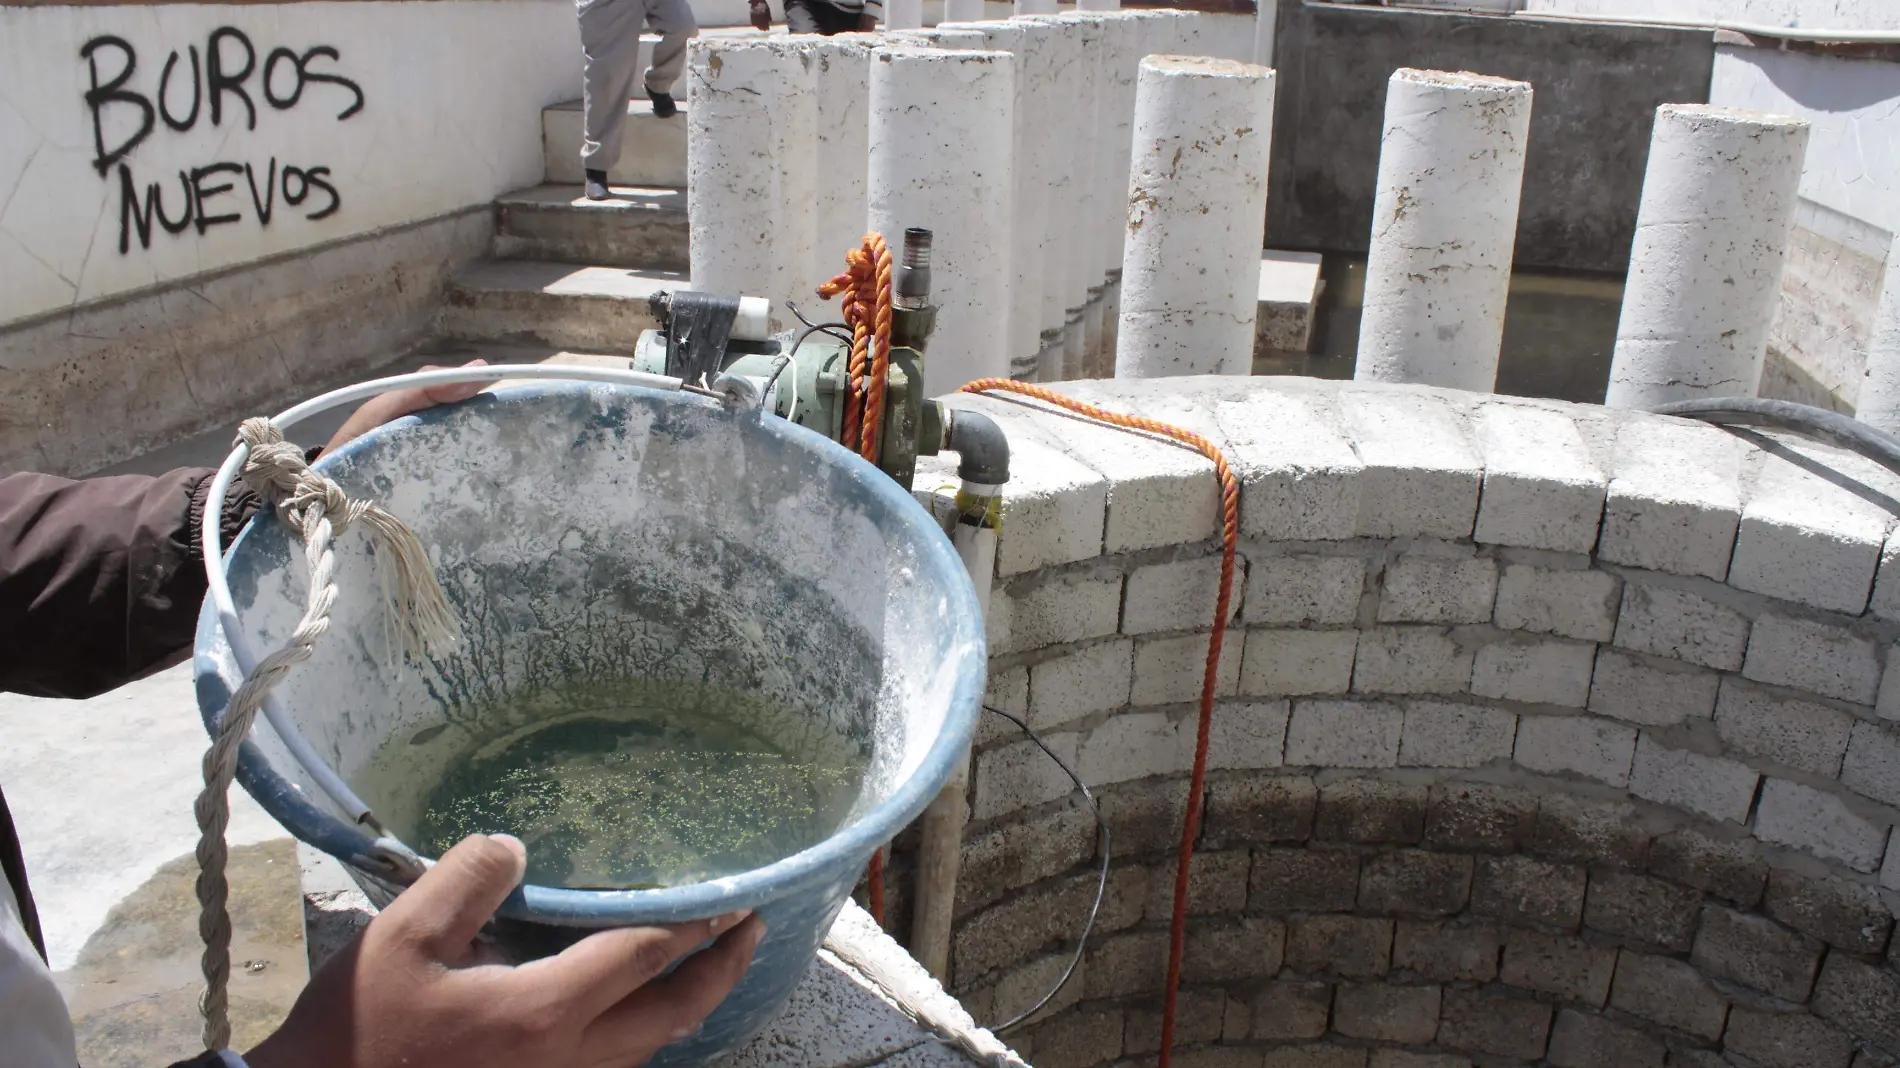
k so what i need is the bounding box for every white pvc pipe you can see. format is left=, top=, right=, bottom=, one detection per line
left=1116, top=56, right=1276, bottom=378
left=1851, top=237, right=1900, bottom=433
left=1604, top=104, right=1810, bottom=408
left=687, top=39, right=817, bottom=332
left=802, top=37, right=877, bottom=276
left=869, top=48, right=1016, bottom=394
left=1354, top=69, right=1532, bottom=393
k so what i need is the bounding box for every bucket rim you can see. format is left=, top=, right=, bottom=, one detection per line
left=193, top=380, right=986, bottom=927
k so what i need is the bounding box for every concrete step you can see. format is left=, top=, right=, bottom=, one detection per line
left=438, top=260, right=685, bottom=353
left=544, top=96, right=688, bottom=188
left=1256, top=249, right=1325, bottom=357
left=495, top=183, right=688, bottom=272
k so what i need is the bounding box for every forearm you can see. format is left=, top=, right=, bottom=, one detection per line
left=0, top=469, right=261, bottom=699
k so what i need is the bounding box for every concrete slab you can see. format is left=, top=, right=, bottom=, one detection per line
left=544, top=97, right=690, bottom=188
left=439, top=261, right=685, bottom=353
left=1256, top=249, right=1324, bottom=356
left=495, top=183, right=689, bottom=272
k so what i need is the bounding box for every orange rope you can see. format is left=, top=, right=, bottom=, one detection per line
left=821, top=233, right=898, bottom=929
left=958, top=379, right=1239, bottom=1068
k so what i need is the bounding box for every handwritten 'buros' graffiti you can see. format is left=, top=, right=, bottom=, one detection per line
left=82, top=28, right=365, bottom=255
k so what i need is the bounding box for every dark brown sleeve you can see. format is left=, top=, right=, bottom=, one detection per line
left=0, top=469, right=262, bottom=700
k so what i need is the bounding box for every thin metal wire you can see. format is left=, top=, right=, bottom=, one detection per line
left=784, top=299, right=854, bottom=346
left=762, top=323, right=843, bottom=412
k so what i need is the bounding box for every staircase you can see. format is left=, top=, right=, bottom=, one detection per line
left=436, top=33, right=705, bottom=357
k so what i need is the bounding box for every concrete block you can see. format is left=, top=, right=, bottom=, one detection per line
left=1358, top=851, right=1474, bottom=917
left=1368, top=1054, right=1470, bottom=1068
left=1473, top=639, right=1597, bottom=708
left=1598, top=416, right=1746, bottom=581
left=1875, top=532, right=1900, bottom=623
left=1245, top=553, right=1365, bottom=626
left=976, top=666, right=1030, bottom=748
left=1500, top=928, right=1617, bottom=1006
left=1208, top=699, right=1290, bottom=771
left=1029, top=638, right=1134, bottom=728
left=1234, top=980, right=1332, bottom=1042
left=1341, top=390, right=1482, bottom=539
left=1586, top=647, right=1719, bottom=727
left=1257, top=1046, right=1368, bottom=1068
left=1185, top=916, right=1285, bottom=983
left=1493, top=564, right=1619, bottom=643
left=1352, top=627, right=1473, bottom=695
left=1125, top=988, right=1226, bottom=1055
left=1438, top=987, right=1552, bottom=1060
left=1648, top=830, right=1767, bottom=908
left=1612, top=582, right=1749, bottom=671
left=1583, top=870, right=1700, bottom=952
left=1763, top=867, right=1894, bottom=955
left=1724, top=1007, right=1854, bottom=1068
left=1241, top=629, right=1358, bottom=697
left=1879, top=655, right=1900, bottom=723
left=1472, top=403, right=1607, bottom=554
left=1079, top=711, right=1190, bottom=787
left=953, top=873, right=1100, bottom=979
left=973, top=730, right=1082, bottom=821
left=1715, top=678, right=1854, bottom=777
left=955, top=804, right=1093, bottom=918
left=1609, top=952, right=1728, bottom=1042
left=1545, top=1009, right=1664, bottom=1068
left=1132, top=631, right=1243, bottom=706
left=1023, top=1005, right=1125, bottom=1068
left=990, top=571, right=1124, bottom=655
left=1423, top=782, right=1538, bottom=854
left=1255, top=250, right=1324, bottom=355
left=1755, top=778, right=1889, bottom=873
left=1284, top=914, right=1393, bottom=978
left=1204, top=774, right=1315, bottom=846
left=1315, top=778, right=1426, bottom=845
left=1377, top=551, right=1499, bottom=625
left=1144, top=851, right=1250, bottom=921
left=1333, top=982, right=1442, bottom=1045
left=1843, top=720, right=1900, bottom=808
left=1284, top=699, right=1402, bottom=768
left=1471, top=854, right=1586, bottom=931
left=1083, top=929, right=1169, bottom=1001
left=1216, top=389, right=1366, bottom=541
left=1251, top=848, right=1361, bottom=912
left=1392, top=919, right=1502, bottom=982
left=1532, top=793, right=1648, bottom=869
left=1730, top=445, right=1891, bottom=614
left=1513, top=715, right=1636, bottom=787
left=1045, top=400, right=1224, bottom=555
left=1743, top=613, right=1881, bottom=706
left=1627, top=734, right=1759, bottom=824
left=1813, top=955, right=1900, bottom=1054
left=1096, top=777, right=1193, bottom=856
left=1398, top=701, right=1516, bottom=769
left=1124, top=555, right=1239, bottom=636
left=1692, top=904, right=1824, bottom=1001
left=991, top=437, right=1110, bottom=576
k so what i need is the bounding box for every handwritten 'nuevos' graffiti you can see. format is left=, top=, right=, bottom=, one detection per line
left=80, top=27, right=364, bottom=255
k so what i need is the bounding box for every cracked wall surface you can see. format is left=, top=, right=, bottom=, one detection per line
left=0, top=0, right=579, bottom=329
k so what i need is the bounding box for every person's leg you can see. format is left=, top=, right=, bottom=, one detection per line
left=641, top=0, right=698, bottom=114
left=783, top=0, right=824, bottom=34
left=579, top=0, right=647, bottom=192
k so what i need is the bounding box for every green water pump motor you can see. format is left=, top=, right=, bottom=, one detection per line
left=630, top=229, right=946, bottom=490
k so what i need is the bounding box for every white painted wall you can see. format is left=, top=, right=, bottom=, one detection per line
left=1524, top=0, right=1899, bottom=31
left=0, top=0, right=581, bottom=328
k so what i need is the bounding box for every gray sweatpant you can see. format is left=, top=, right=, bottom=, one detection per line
left=578, top=0, right=697, bottom=173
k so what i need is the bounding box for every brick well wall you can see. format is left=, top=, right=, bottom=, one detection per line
left=910, top=376, right=1900, bottom=1068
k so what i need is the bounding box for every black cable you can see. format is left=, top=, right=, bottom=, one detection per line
left=785, top=299, right=853, bottom=344
left=763, top=323, right=847, bottom=413
left=980, top=704, right=1111, bottom=1036
left=1650, top=397, right=1900, bottom=480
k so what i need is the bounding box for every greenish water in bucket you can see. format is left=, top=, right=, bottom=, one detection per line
left=363, top=679, right=870, bottom=890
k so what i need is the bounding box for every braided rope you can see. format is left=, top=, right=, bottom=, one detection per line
left=957, top=380, right=1239, bottom=1068
left=194, top=418, right=457, bottom=1050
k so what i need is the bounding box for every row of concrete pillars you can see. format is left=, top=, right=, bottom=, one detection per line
left=685, top=11, right=1900, bottom=429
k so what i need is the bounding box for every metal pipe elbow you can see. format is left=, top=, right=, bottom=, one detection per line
left=947, top=409, right=1010, bottom=486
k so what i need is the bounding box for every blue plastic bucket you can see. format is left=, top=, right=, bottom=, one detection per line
left=193, top=380, right=985, bottom=1063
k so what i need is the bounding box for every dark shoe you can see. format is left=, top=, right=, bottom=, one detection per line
left=584, top=169, right=610, bottom=201
left=648, top=91, right=678, bottom=118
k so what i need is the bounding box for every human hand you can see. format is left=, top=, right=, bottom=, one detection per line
left=749, top=0, right=772, bottom=30
left=244, top=835, right=765, bottom=1068
left=322, top=359, right=495, bottom=456
left=858, top=11, right=877, bottom=29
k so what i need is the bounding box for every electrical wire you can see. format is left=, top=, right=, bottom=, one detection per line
left=785, top=299, right=854, bottom=346
left=1650, top=397, right=1900, bottom=480
left=981, top=704, right=1111, bottom=1036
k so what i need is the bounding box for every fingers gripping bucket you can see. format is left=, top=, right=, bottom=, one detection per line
left=192, top=374, right=986, bottom=1063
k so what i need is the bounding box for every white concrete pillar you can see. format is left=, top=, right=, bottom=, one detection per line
left=1116, top=56, right=1276, bottom=378
left=802, top=36, right=876, bottom=285
left=1353, top=69, right=1532, bottom=393
left=1078, top=0, right=1119, bottom=10
left=1605, top=105, right=1811, bottom=408
left=1015, top=0, right=1058, bottom=15
left=942, top=0, right=986, bottom=22
left=687, top=39, right=817, bottom=332
left=869, top=48, right=1015, bottom=393
left=1024, top=14, right=1104, bottom=380
left=886, top=0, right=924, bottom=30
left=1014, top=19, right=1078, bottom=375
left=1855, top=237, right=1900, bottom=434
left=1254, top=0, right=1276, bottom=65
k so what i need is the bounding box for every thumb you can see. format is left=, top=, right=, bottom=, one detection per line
left=377, top=834, right=527, bottom=959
